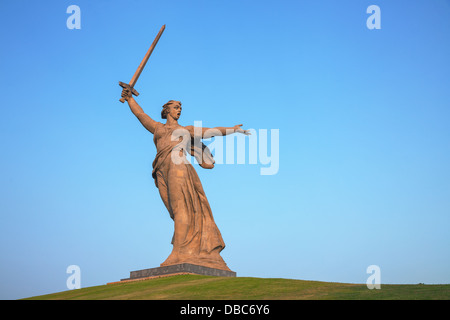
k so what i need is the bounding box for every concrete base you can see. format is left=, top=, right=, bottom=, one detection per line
left=120, top=263, right=236, bottom=281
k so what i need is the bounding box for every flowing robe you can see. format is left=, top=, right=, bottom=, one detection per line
left=151, top=122, right=229, bottom=270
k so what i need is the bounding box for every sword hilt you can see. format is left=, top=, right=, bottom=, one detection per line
left=119, top=81, right=139, bottom=103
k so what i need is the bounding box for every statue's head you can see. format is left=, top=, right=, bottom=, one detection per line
left=161, top=100, right=182, bottom=120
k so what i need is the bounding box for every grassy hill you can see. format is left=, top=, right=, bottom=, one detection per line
left=23, top=274, right=450, bottom=300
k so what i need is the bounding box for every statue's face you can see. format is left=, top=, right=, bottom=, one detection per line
left=168, top=101, right=182, bottom=120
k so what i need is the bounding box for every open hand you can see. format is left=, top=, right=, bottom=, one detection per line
left=234, top=124, right=251, bottom=135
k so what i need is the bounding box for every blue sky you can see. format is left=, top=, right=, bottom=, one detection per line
left=1, top=0, right=450, bottom=299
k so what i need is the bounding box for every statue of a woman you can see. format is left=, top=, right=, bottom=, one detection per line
left=121, top=88, right=249, bottom=271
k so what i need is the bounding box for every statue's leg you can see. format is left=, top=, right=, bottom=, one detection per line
left=167, top=165, right=193, bottom=250
left=156, top=170, right=180, bottom=267
left=155, top=171, right=173, bottom=219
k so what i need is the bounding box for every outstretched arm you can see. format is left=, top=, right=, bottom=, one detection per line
left=121, top=88, right=159, bottom=134
left=186, top=124, right=251, bottom=139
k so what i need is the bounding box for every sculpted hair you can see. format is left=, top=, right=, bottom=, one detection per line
left=161, top=100, right=181, bottom=119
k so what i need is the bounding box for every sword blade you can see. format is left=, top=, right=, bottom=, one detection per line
left=129, top=24, right=165, bottom=88
left=119, top=24, right=165, bottom=103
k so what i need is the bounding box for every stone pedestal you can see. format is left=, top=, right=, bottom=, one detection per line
left=120, top=263, right=236, bottom=281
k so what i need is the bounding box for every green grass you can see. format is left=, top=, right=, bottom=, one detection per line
left=22, top=275, right=450, bottom=300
